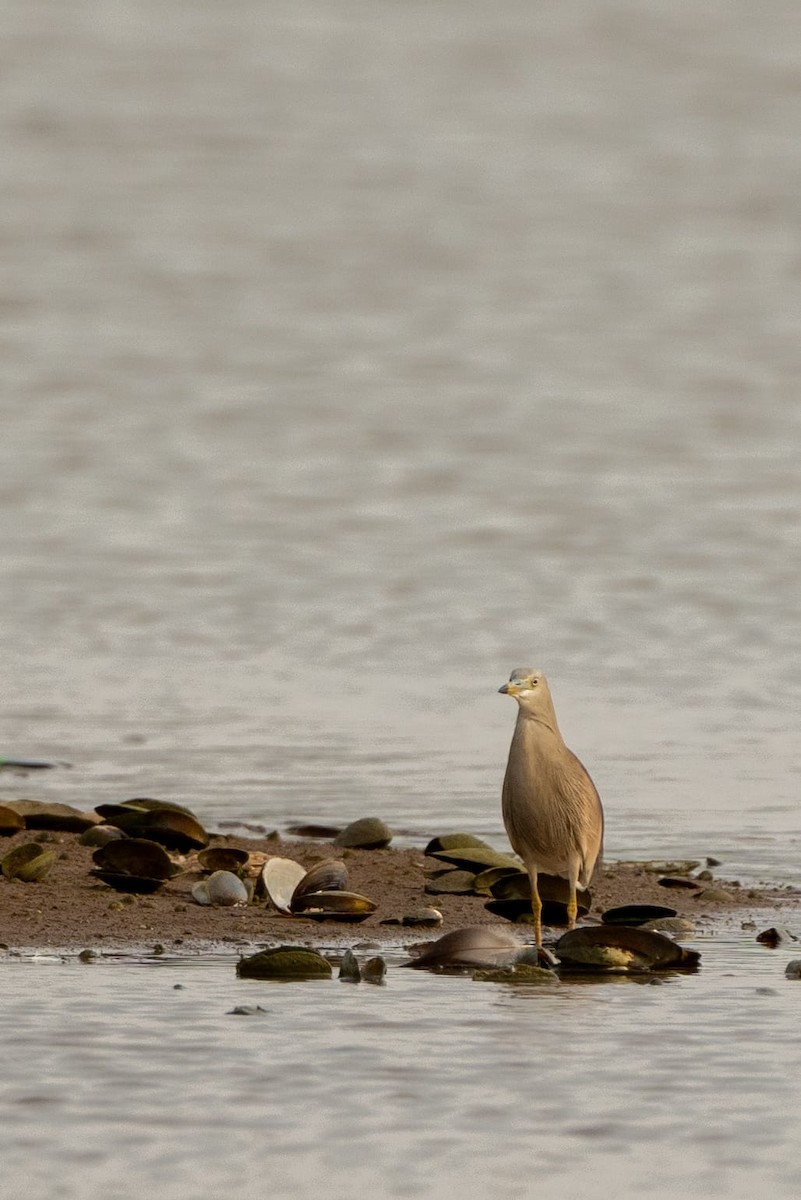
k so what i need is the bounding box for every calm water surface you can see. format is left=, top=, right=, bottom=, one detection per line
left=1, top=1, right=801, bottom=1197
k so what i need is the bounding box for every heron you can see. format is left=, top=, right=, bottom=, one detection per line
left=499, top=668, right=604, bottom=949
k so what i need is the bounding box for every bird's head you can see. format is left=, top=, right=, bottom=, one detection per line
left=496, top=667, right=561, bottom=729
left=498, top=668, right=556, bottom=719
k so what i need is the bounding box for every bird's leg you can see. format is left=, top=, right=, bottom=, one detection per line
left=567, top=865, right=579, bottom=930
left=530, top=869, right=542, bottom=949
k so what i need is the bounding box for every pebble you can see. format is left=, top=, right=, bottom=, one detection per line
left=757, top=927, right=797, bottom=948
left=784, top=960, right=801, bottom=979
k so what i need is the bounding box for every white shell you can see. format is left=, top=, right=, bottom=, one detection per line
left=205, top=870, right=249, bottom=907
left=261, top=857, right=306, bottom=914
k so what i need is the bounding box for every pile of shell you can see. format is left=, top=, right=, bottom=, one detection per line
left=422, top=832, right=592, bottom=926
left=259, top=857, right=377, bottom=922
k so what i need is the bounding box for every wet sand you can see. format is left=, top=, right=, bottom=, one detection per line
left=0, top=828, right=797, bottom=954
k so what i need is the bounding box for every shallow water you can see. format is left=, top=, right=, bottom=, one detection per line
left=2, top=0, right=801, bottom=1196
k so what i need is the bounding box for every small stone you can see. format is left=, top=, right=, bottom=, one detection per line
left=227, top=1005, right=268, bottom=1015
left=338, top=949, right=361, bottom=982
left=152, top=944, right=166, bottom=956
left=706, top=856, right=722, bottom=867
left=695, top=888, right=735, bottom=903
left=361, top=956, right=387, bottom=984
left=695, top=870, right=714, bottom=882
left=173, top=984, right=185, bottom=990
left=108, top=901, right=124, bottom=911
left=78, top=949, right=97, bottom=963
left=784, top=960, right=801, bottom=979
left=756, top=927, right=797, bottom=948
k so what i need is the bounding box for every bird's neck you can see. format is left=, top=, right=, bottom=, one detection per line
left=515, top=707, right=563, bottom=742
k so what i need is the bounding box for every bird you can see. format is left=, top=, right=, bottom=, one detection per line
left=498, top=668, right=604, bottom=949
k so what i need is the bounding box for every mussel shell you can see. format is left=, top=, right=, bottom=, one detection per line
left=404, top=926, right=527, bottom=971
left=555, top=926, right=701, bottom=972
left=424, top=869, right=477, bottom=895
left=92, top=838, right=176, bottom=881
left=4, top=800, right=99, bottom=833
left=1, top=843, right=57, bottom=882
left=424, top=834, right=494, bottom=855
left=94, top=803, right=208, bottom=851
left=290, top=859, right=348, bottom=907
left=657, top=876, right=701, bottom=890
left=290, top=890, right=377, bottom=921
left=333, top=817, right=392, bottom=850
left=79, top=824, right=127, bottom=847
left=197, top=846, right=250, bottom=873
left=285, top=823, right=342, bottom=839
left=191, top=870, right=248, bottom=907
left=471, top=866, right=520, bottom=894
left=90, top=870, right=166, bottom=894
left=484, top=897, right=587, bottom=926
left=602, top=904, right=678, bottom=927
left=0, top=805, right=25, bottom=836
left=428, top=847, right=522, bottom=872
left=260, top=857, right=307, bottom=913
left=236, top=946, right=332, bottom=980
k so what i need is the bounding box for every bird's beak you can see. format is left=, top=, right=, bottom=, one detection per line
left=498, top=682, right=518, bottom=695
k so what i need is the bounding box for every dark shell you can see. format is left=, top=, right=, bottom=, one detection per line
left=90, top=870, right=166, bottom=894
left=0, top=805, right=25, bottom=835
left=361, top=956, right=387, bottom=984
left=338, top=949, right=361, bottom=981
left=602, top=904, right=678, bottom=927
left=657, top=876, right=701, bottom=890
left=290, top=890, right=377, bottom=921
left=471, top=866, right=520, bottom=894
left=285, top=823, right=342, bottom=839
left=290, top=859, right=348, bottom=907
left=92, top=838, right=176, bottom=881
left=555, top=926, right=701, bottom=973
left=424, top=834, right=494, bottom=855
left=4, top=800, right=100, bottom=833
left=333, top=817, right=392, bottom=850
left=2, top=842, right=57, bottom=881
left=485, top=872, right=591, bottom=926
left=236, top=946, right=332, bottom=980
left=197, top=846, right=250, bottom=873
left=94, top=801, right=208, bottom=851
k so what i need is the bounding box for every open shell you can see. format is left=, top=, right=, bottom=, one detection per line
left=290, top=859, right=348, bottom=907
left=197, top=846, right=250, bottom=873
left=1, top=842, right=57, bottom=882
left=260, top=857, right=306, bottom=913
left=0, top=805, right=26, bottom=836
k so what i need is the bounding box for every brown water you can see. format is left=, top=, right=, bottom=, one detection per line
left=2, top=2, right=801, bottom=1197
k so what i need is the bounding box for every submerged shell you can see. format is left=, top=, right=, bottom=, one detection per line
left=290, top=890, right=377, bottom=921
left=404, top=926, right=528, bottom=972
left=1, top=842, right=57, bottom=882
left=236, top=945, right=332, bottom=980
left=192, top=870, right=248, bottom=907
left=555, top=926, right=701, bottom=973
left=602, top=904, right=678, bottom=927
left=333, top=817, right=392, bottom=850
left=473, top=964, right=560, bottom=985
left=290, top=859, right=348, bottom=907
left=0, top=805, right=25, bottom=836
left=92, top=838, right=176, bottom=881
left=197, top=846, right=250, bottom=873
left=260, top=857, right=306, bottom=913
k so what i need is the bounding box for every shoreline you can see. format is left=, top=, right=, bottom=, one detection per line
left=0, top=825, right=797, bottom=956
